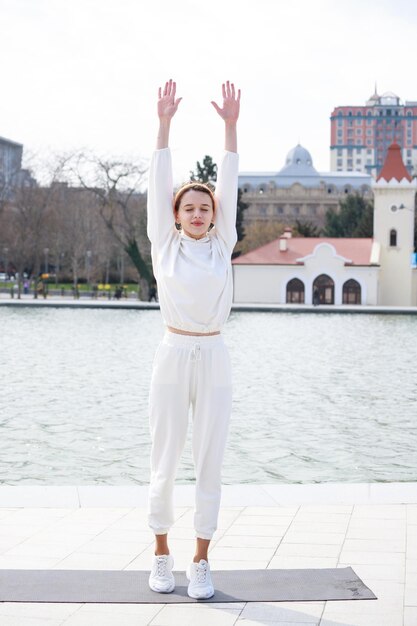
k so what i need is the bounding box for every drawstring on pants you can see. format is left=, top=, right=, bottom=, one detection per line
left=190, top=343, right=201, bottom=361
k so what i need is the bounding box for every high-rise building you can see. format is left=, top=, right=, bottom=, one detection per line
left=0, top=135, right=23, bottom=188
left=330, top=88, right=417, bottom=178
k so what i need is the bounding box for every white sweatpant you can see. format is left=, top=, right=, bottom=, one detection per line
left=148, top=331, right=232, bottom=540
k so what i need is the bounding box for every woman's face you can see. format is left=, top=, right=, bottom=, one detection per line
left=175, top=189, right=214, bottom=240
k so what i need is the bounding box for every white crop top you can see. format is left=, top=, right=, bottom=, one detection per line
left=147, top=148, right=239, bottom=333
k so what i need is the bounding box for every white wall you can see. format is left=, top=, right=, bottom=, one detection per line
left=232, top=243, right=379, bottom=305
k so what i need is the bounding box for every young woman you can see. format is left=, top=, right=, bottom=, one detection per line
left=147, top=79, right=240, bottom=599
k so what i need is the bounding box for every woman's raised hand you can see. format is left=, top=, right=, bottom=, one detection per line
left=157, top=79, right=182, bottom=121
left=211, top=81, right=241, bottom=124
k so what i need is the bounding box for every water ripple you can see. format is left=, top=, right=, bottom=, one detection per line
left=0, top=308, right=416, bottom=484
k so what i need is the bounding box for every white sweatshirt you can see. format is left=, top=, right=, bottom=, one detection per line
left=147, top=148, right=239, bottom=333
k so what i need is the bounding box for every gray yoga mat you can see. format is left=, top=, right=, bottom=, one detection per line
left=0, top=567, right=376, bottom=603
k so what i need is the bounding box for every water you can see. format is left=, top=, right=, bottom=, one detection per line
left=0, top=307, right=416, bottom=485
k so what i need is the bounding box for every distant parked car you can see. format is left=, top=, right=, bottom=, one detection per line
left=0, top=273, right=8, bottom=281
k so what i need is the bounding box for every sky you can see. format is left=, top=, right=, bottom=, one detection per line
left=1, top=0, right=417, bottom=185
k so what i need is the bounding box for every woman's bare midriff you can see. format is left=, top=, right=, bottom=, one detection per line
left=167, top=325, right=220, bottom=337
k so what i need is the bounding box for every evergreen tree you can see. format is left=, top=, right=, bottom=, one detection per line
left=190, top=155, right=217, bottom=184
left=190, top=155, right=248, bottom=257
left=324, top=194, right=373, bottom=237
left=293, top=219, right=322, bottom=237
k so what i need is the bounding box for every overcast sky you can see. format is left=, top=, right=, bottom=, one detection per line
left=1, top=0, right=417, bottom=185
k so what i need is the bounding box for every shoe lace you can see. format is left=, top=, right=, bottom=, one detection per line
left=195, top=561, right=207, bottom=583
left=156, top=556, right=168, bottom=577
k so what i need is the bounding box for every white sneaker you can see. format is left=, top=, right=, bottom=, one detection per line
left=149, top=554, right=175, bottom=593
left=186, top=559, right=214, bottom=599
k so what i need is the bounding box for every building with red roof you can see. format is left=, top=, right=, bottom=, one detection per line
left=233, top=144, right=417, bottom=306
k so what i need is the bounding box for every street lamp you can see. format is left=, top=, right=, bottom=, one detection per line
left=86, top=250, right=92, bottom=287
left=43, top=248, right=49, bottom=274
left=3, top=247, right=8, bottom=281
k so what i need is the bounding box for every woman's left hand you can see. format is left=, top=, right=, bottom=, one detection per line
left=211, top=81, right=240, bottom=123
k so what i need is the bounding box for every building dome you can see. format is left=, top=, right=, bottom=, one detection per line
left=279, top=144, right=319, bottom=176
left=380, top=91, right=400, bottom=106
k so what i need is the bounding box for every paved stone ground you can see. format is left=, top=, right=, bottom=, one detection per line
left=0, top=485, right=416, bottom=625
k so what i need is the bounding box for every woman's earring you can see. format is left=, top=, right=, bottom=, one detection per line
left=175, top=222, right=182, bottom=231
left=208, top=222, right=214, bottom=231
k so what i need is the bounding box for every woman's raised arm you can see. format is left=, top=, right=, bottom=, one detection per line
left=211, top=81, right=240, bottom=153
left=156, top=79, right=182, bottom=150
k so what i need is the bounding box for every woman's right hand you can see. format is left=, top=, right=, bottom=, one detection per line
left=157, top=79, right=182, bottom=121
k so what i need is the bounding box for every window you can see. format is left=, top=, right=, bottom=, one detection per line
left=337, top=119, right=343, bottom=127
left=366, top=129, right=373, bottom=136
left=356, top=148, right=361, bottom=154
left=347, top=149, right=353, bottom=156
left=276, top=206, right=284, bottom=214
left=356, top=158, right=361, bottom=164
left=337, top=159, right=343, bottom=166
left=286, top=278, right=305, bottom=304
left=337, top=149, right=342, bottom=156
left=343, top=279, right=361, bottom=304
left=367, top=148, right=372, bottom=154
left=337, top=130, right=343, bottom=137
left=356, top=129, right=362, bottom=135
left=347, top=129, right=353, bottom=137
left=390, top=229, right=397, bottom=246
left=313, top=275, right=334, bottom=305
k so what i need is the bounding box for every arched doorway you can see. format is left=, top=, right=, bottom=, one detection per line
left=286, top=278, right=305, bottom=303
left=343, top=279, right=361, bottom=304
left=312, top=274, right=334, bottom=305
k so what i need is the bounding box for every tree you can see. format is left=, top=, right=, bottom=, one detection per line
left=190, top=155, right=217, bottom=184
left=324, top=194, right=373, bottom=237
left=190, top=155, right=248, bottom=257
left=293, top=219, right=322, bottom=237
left=233, top=220, right=286, bottom=256
left=72, top=153, right=151, bottom=294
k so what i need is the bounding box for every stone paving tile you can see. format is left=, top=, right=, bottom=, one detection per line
left=0, top=602, right=82, bottom=620
left=274, top=543, right=340, bottom=558
left=52, top=552, right=136, bottom=569
left=0, top=555, right=60, bottom=568
left=208, top=546, right=275, bottom=562
left=268, top=556, right=337, bottom=569
left=281, top=532, right=345, bottom=546
left=225, top=524, right=293, bottom=537
left=208, top=560, right=269, bottom=570
left=236, top=618, right=316, bottom=626
left=342, top=537, right=405, bottom=553
left=339, top=550, right=405, bottom=566
left=0, top=616, right=64, bottom=626
left=404, top=606, right=417, bottom=626
left=232, top=515, right=293, bottom=527
left=214, top=534, right=282, bottom=548
left=350, top=505, right=406, bottom=520
left=63, top=602, right=165, bottom=618
left=148, top=604, right=241, bottom=626
left=338, top=561, right=405, bottom=582
left=241, top=506, right=299, bottom=517
left=239, top=601, right=324, bottom=621
left=407, top=504, right=417, bottom=523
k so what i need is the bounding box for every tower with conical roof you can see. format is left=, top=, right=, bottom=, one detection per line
left=372, top=142, right=416, bottom=305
